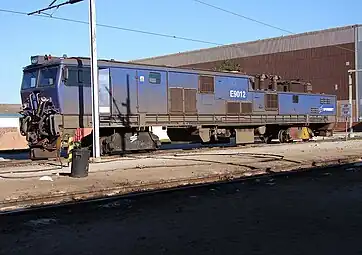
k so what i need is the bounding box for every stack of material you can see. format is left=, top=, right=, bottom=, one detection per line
left=0, top=127, right=28, bottom=151
left=0, top=104, right=28, bottom=151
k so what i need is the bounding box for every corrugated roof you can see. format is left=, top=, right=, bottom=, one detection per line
left=0, top=104, right=21, bottom=114
left=131, top=24, right=360, bottom=67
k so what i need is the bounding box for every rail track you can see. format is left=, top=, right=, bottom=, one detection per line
left=0, top=134, right=360, bottom=170
left=0, top=155, right=359, bottom=215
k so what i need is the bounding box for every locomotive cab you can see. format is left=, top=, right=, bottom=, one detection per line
left=19, top=55, right=63, bottom=159
left=20, top=55, right=61, bottom=108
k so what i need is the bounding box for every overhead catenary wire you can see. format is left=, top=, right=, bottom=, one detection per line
left=193, top=0, right=294, bottom=34
left=0, top=7, right=356, bottom=54
left=0, top=8, right=223, bottom=47
left=192, top=0, right=356, bottom=53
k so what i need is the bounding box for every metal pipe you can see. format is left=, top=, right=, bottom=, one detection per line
left=348, top=72, right=353, bottom=136
left=89, top=0, right=100, bottom=159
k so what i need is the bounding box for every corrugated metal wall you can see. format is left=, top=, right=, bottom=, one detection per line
left=182, top=43, right=355, bottom=101
left=133, top=26, right=356, bottom=67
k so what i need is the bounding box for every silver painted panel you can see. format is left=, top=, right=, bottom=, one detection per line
left=99, top=69, right=111, bottom=114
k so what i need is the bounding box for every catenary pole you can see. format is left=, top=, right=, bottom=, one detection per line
left=89, top=0, right=100, bottom=159
left=348, top=69, right=362, bottom=138
left=28, top=0, right=100, bottom=159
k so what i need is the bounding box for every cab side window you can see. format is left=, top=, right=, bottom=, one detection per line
left=292, top=95, right=299, bottom=104
left=65, top=67, right=91, bottom=87
left=149, top=72, right=161, bottom=84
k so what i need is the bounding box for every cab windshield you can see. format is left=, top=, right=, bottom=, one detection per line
left=21, top=66, right=59, bottom=89
left=21, top=70, right=38, bottom=89
left=39, top=66, right=58, bottom=87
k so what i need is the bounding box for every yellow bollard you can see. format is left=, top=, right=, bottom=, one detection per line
left=300, top=127, right=312, bottom=141
left=67, top=137, right=74, bottom=166
left=56, top=136, right=63, bottom=168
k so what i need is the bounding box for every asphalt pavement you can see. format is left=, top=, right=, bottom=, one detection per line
left=1, top=163, right=362, bottom=255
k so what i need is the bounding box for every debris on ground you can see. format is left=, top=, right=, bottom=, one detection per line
left=25, top=218, right=58, bottom=227
left=39, top=176, right=53, bottom=182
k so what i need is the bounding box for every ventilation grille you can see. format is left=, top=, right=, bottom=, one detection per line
left=320, top=98, right=331, bottom=104
left=169, top=88, right=197, bottom=114
left=170, top=88, right=183, bottom=113
left=199, top=76, right=214, bottom=94
left=241, top=102, right=252, bottom=113
left=310, top=107, right=319, bottom=114
left=184, top=88, right=197, bottom=113
left=265, top=94, right=278, bottom=110
left=227, top=102, right=240, bottom=114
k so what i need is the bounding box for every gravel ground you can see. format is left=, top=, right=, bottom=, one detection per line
left=1, top=164, right=362, bottom=255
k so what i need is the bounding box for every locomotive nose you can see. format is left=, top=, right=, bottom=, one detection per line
left=19, top=91, right=60, bottom=159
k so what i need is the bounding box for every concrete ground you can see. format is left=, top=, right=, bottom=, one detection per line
left=1, top=138, right=362, bottom=211
left=1, top=162, right=362, bottom=255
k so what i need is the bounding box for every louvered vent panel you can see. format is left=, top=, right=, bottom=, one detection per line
left=199, top=76, right=214, bottom=94
left=184, top=88, right=197, bottom=113
left=227, top=102, right=241, bottom=114
left=265, top=94, right=278, bottom=110
left=169, top=88, right=183, bottom=113
left=241, top=102, right=253, bottom=114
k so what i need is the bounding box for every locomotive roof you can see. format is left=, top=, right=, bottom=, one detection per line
left=24, top=55, right=331, bottom=93
left=24, top=55, right=253, bottom=79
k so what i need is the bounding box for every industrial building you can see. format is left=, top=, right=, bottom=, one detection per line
left=132, top=25, right=362, bottom=127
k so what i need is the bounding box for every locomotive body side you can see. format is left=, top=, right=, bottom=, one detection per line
left=19, top=55, right=337, bottom=159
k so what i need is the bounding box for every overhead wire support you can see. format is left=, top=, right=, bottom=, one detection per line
left=48, top=0, right=59, bottom=7
left=27, top=0, right=84, bottom=16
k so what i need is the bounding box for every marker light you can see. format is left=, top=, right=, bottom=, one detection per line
left=30, top=56, right=38, bottom=65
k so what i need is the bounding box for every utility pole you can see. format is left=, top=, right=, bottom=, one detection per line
left=89, top=0, right=100, bottom=160
left=28, top=0, right=101, bottom=159
left=347, top=69, right=362, bottom=138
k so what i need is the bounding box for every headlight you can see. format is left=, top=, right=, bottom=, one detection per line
left=31, top=56, right=38, bottom=65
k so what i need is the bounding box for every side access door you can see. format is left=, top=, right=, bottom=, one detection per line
left=137, top=70, right=167, bottom=114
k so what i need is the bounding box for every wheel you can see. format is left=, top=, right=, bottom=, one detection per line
left=260, top=135, right=272, bottom=144
left=278, top=130, right=285, bottom=143
left=278, top=129, right=290, bottom=143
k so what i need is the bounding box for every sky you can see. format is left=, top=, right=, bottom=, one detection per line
left=0, top=0, right=361, bottom=104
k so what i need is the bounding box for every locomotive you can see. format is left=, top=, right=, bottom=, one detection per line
left=19, top=55, right=336, bottom=159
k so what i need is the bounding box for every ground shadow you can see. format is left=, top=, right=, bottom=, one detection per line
left=1, top=160, right=362, bottom=255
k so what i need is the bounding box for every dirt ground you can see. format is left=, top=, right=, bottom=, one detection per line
left=1, top=163, right=362, bottom=255
left=1, top=139, right=362, bottom=211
